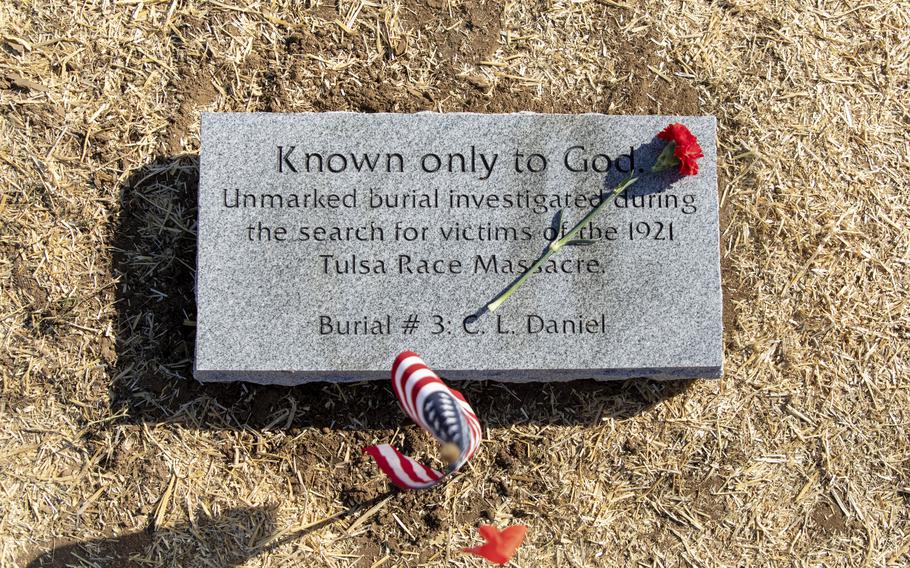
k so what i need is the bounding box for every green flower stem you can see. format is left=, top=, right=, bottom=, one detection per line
left=486, top=175, right=639, bottom=313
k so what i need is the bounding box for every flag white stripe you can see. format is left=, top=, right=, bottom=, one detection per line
left=395, top=356, right=427, bottom=424
left=376, top=444, right=433, bottom=489
left=404, top=368, right=438, bottom=430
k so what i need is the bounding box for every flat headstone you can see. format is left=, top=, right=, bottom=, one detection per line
left=195, top=112, right=722, bottom=383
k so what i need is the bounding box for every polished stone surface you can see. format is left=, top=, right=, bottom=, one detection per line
left=195, top=112, right=722, bottom=383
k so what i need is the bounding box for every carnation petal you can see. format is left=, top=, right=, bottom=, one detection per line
left=657, top=122, right=703, bottom=177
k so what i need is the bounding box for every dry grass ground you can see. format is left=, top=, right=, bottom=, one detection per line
left=2, top=1, right=908, bottom=566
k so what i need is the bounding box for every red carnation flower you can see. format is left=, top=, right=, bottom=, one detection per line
left=655, top=123, right=704, bottom=176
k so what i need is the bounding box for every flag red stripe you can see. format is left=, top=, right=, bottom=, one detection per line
left=396, top=447, right=430, bottom=485
left=407, top=375, right=438, bottom=428
left=362, top=446, right=412, bottom=489
left=362, top=445, right=441, bottom=490
left=399, top=362, right=432, bottom=424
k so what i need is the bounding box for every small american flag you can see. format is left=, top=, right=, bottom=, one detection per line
left=363, top=351, right=482, bottom=490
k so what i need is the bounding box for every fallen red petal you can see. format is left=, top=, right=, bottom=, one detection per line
left=464, top=524, right=527, bottom=565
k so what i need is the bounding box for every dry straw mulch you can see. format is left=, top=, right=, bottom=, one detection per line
left=2, top=1, right=908, bottom=567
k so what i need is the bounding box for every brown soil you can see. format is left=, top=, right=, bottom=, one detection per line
left=5, top=0, right=907, bottom=566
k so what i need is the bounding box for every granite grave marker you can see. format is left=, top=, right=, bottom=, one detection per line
left=195, top=112, right=722, bottom=383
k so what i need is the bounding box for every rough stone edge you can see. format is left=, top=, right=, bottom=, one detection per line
left=193, top=365, right=722, bottom=385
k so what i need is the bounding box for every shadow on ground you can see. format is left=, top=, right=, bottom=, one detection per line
left=109, top=154, right=694, bottom=432
left=25, top=506, right=276, bottom=568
